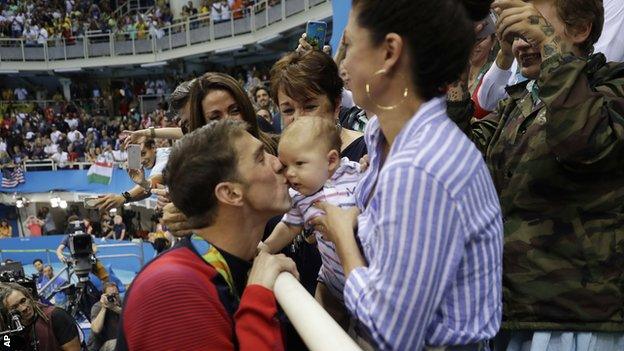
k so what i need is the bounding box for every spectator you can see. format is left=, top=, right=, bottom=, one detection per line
left=33, top=258, right=45, bottom=285
left=40, top=265, right=68, bottom=308
left=87, top=282, right=121, bottom=351
left=104, top=215, right=126, bottom=240
left=25, top=215, right=44, bottom=237
left=448, top=0, right=624, bottom=349
left=117, top=120, right=298, bottom=351
left=14, top=87, right=28, bottom=101
left=94, top=138, right=170, bottom=212
left=0, top=219, right=12, bottom=238
left=40, top=207, right=58, bottom=235
left=0, top=282, right=81, bottom=351
left=310, top=0, right=503, bottom=350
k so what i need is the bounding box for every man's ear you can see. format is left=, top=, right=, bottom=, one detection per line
left=568, top=22, right=592, bottom=47
left=214, top=182, right=244, bottom=207
left=327, top=149, right=341, bottom=173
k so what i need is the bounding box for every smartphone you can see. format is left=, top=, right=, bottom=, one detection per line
left=127, top=144, right=142, bottom=170
left=305, top=21, right=327, bottom=50
left=84, top=196, right=102, bottom=209
left=477, top=11, right=498, bottom=40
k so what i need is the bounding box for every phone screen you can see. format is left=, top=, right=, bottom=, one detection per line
left=127, top=144, right=142, bottom=170
left=306, top=21, right=327, bottom=50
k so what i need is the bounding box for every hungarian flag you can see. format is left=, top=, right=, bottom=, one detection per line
left=1, top=166, right=25, bottom=188
left=87, top=158, right=113, bottom=185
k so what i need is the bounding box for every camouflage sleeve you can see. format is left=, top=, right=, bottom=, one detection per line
left=538, top=53, right=624, bottom=167
left=447, top=97, right=501, bottom=154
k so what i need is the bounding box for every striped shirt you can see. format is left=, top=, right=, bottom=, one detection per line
left=346, top=97, right=503, bottom=350
left=282, top=158, right=361, bottom=302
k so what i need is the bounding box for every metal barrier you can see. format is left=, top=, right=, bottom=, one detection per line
left=0, top=0, right=327, bottom=63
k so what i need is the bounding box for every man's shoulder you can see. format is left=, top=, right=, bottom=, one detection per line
left=129, top=245, right=217, bottom=291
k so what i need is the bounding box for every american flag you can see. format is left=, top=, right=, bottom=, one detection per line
left=1, top=167, right=25, bottom=188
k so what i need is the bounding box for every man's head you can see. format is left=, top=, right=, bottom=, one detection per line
left=512, top=0, right=603, bottom=79
left=0, top=283, right=39, bottom=326
left=43, top=265, right=53, bottom=279
left=165, top=120, right=291, bottom=229
left=140, top=139, right=157, bottom=169
left=253, top=86, right=271, bottom=110
left=32, top=259, right=44, bottom=273
left=278, top=117, right=342, bottom=195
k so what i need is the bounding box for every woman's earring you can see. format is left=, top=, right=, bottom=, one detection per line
left=365, top=69, right=409, bottom=111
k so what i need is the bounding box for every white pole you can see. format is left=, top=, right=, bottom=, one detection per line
left=274, top=273, right=362, bottom=351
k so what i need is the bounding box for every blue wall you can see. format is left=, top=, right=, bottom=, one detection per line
left=0, top=168, right=136, bottom=194
left=0, top=235, right=156, bottom=274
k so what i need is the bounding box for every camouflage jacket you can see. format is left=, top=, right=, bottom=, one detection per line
left=447, top=53, right=624, bottom=332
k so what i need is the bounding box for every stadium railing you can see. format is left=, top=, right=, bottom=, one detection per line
left=0, top=0, right=328, bottom=63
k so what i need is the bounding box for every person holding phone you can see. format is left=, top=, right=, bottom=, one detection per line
left=93, top=139, right=170, bottom=212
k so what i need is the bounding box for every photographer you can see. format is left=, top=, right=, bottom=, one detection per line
left=87, top=282, right=120, bottom=351
left=0, top=282, right=80, bottom=351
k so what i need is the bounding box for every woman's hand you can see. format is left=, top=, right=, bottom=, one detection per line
left=120, top=130, right=147, bottom=150
left=296, top=33, right=332, bottom=55
left=162, top=203, right=195, bottom=236
left=308, top=203, right=360, bottom=244
left=247, top=251, right=299, bottom=290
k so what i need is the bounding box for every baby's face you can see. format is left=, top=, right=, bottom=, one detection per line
left=278, top=139, right=330, bottom=196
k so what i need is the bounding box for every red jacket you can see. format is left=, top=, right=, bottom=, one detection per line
left=117, top=239, right=284, bottom=350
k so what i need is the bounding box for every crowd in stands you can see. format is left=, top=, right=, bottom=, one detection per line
left=0, top=0, right=284, bottom=44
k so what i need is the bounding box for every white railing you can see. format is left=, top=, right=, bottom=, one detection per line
left=21, top=159, right=127, bottom=172
left=0, top=0, right=327, bottom=63
left=275, top=272, right=362, bottom=351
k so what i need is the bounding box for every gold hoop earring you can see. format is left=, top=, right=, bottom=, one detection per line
left=365, top=69, right=409, bottom=111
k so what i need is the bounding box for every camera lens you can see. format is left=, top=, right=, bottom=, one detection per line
left=107, top=295, right=115, bottom=302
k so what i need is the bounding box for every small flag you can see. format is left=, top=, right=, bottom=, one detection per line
left=87, top=157, right=113, bottom=185
left=1, top=167, right=25, bottom=188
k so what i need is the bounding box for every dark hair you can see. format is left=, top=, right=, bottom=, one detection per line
left=351, top=0, right=476, bottom=100
left=270, top=50, right=344, bottom=112
left=153, top=237, right=170, bottom=254
left=165, top=120, right=247, bottom=228
left=252, top=86, right=270, bottom=102
left=555, top=0, right=604, bottom=55
left=189, top=72, right=277, bottom=154
left=459, top=0, right=493, bottom=21
left=33, top=259, right=43, bottom=265
left=143, top=138, right=156, bottom=149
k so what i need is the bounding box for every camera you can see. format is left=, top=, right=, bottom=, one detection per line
left=66, top=221, right=95, bottom=282
left=106, top=295, right=115, bottom=303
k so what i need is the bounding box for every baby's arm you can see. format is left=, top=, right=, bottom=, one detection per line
left=260, top=222, right=302, bottom=254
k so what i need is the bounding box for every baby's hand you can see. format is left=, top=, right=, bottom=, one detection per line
left=359, top=154, right=370, bottom=172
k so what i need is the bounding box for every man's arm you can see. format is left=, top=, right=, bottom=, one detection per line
left=90, top=302, right=106, bottom=334
left=56, top=244, right=66, bottom=262
left=50, top=308, right=81, bottom=351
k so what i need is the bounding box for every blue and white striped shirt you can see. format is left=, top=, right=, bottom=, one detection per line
left=345, top=97, right=503, bottom=350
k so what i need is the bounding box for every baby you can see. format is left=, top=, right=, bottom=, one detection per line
left=260, top=117, right=361, bottom=326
